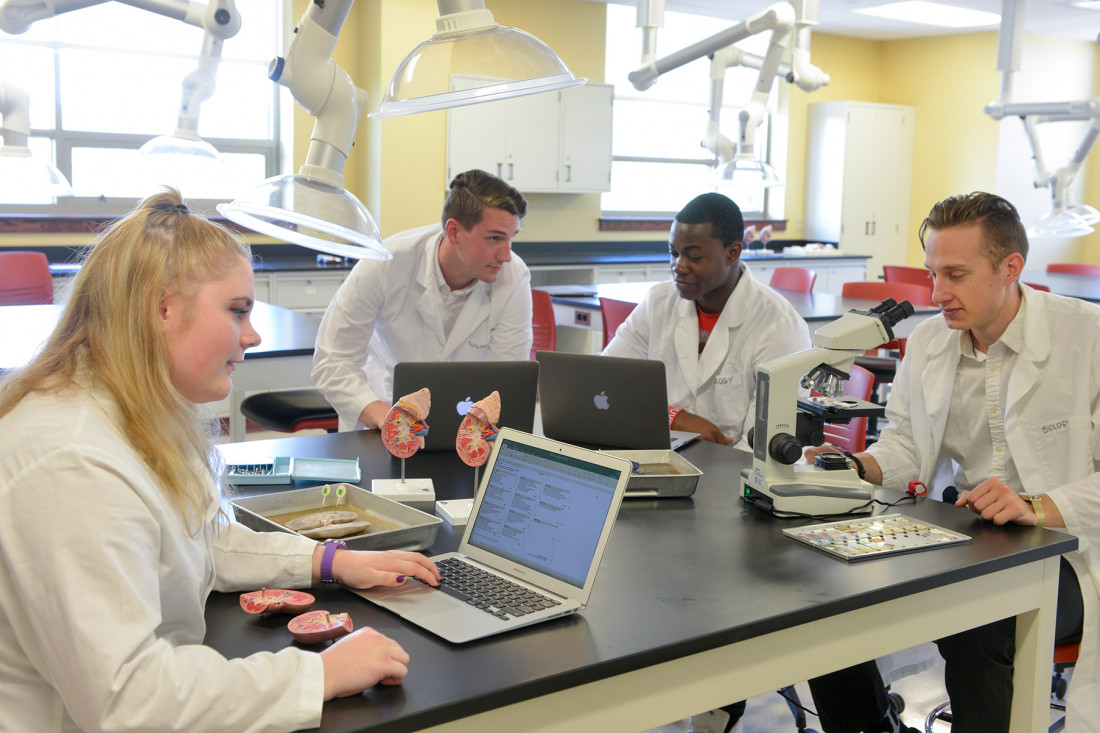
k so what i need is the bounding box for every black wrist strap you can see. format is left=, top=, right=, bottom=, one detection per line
left=843, top=451, right=866, bottom=479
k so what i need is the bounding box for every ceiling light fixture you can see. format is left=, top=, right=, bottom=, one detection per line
left=854, top=1, right=1000, bottom=28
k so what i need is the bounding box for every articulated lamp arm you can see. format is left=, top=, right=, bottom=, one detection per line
left=268, top=0, right=364, bottom=188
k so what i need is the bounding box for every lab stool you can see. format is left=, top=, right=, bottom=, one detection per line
left=240, top=389, right=339, bottom=434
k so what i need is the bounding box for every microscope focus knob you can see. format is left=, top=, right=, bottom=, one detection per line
left=768, top=433, right=802, bottom=465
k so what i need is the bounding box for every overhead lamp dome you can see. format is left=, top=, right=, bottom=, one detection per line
left=218, top=173, right=391, bottom=261
left=0, top=147, right=72, bottom=200
left=371, top=4, right=585, bottom=119
left=1027, top=206, right=1095, bottom=238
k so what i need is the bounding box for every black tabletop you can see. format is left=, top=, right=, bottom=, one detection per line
left=541, top=282, right=940, bottom=324
left=1022, top=270, right=1100, bottom=302
left=211, top=432, right=1076, bottom=733
left=0, top=302, right=319, bottom=370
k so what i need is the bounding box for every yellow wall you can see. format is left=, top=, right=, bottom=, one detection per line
left=6, top=3, right=1100, bottom=267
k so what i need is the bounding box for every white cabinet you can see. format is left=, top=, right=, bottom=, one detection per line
left=268, top=271, right=347, bottom=314
left=804, top=102, right=915, bottom=281
left=447, top=79, right=613, bottom=193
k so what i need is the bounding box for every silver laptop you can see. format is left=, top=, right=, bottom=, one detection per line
left=391, top=361, right=538, bottom=451
left=535, top=351, right=699, bottom=451
left=356, top=428, right=631, bottom=644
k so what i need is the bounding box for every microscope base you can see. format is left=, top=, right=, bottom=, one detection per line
left=740, top=466, right=874, bottom=517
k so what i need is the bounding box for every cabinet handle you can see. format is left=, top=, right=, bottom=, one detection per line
left=565, top=164, right=572, bottom=182
left=507, top=163, right=514, bottom=180
left=497, top=163, right=503, bottom=178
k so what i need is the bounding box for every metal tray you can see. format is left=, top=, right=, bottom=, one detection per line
left=232, top=483, right=440, bottom=551
left=600, top=449, right=702, bottom=498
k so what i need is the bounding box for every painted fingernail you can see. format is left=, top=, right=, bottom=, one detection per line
left=395, top=575, right=406, bottom=583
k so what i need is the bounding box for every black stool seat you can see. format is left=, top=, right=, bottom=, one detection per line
left=240, top=389, right=339, bottom=433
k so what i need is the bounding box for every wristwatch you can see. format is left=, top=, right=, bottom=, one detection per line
left=1019, top=494, right=1045, bottom=527
left=320, top=539, right=347, bottom=583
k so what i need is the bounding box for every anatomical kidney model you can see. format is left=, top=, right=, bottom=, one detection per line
left=381, top=388, right=431, bottom=459
left=287, top=610, right=353, bottom=644
left=456, top=391, right=500, bottom=468
left=239, top=589, right=315, bottom=616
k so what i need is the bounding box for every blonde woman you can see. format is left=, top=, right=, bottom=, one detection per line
left=0, top=190, right=440, bottom=732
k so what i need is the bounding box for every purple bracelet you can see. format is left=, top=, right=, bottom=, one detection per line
left=320, top=539, right=347, bottom=583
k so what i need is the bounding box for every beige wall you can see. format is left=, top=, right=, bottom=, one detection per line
left=6, top=2, right=1100, bottom=267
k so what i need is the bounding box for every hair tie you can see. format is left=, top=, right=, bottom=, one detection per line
left=174, top=203, right=189, bottom=215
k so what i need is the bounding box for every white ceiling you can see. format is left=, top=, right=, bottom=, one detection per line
left=589, top=0, right=1100, bottom=42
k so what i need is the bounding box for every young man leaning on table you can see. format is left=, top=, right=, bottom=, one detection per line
left=313, top=169, right=533, bottom=431
left=803, top=192, right=1093, bottom=733
left=602, top=192, right=811, bottom=448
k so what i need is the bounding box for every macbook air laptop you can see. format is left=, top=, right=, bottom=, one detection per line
left=535, top=351, right=699, bottom=451
left=391, top=361, right=539, bottom=451
left=356, top=428, right=631, bottom=643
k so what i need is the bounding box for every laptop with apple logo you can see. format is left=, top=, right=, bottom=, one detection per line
left=391, top=361, right=539, bottom=451
left=535, top=351, right=698, bottom=451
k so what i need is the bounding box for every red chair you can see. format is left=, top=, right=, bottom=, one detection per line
left=1047, top=263, right=1100, bottom=277
left=0, top=251, right=53, bottom=305
left=882, top=264, right=931, bottom=288
left=842, top=280, right=933, bottom=307
left=816, top=363, right=875, bottom=453
left=770, top=267, right=817, bottom=292
left=599, top=297, right=637, bottom=349
left=530, top=288, right=557, bottom=359
left=1024, top=282, right=1050, bottom=292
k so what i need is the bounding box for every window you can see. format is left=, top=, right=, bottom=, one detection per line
left=602, top=4, right=783, bottom=217
left=0, top=0, right=284, bottom=215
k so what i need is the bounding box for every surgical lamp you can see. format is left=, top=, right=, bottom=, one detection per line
left=985, top=0, right=1100, bottom=238
left=1, top=0, right=241, bottom=191
left=628, top=1, right=828, bottom=188
left=221, top=0, right=587, bottom=259
left=218, top=0, right=387, bottom=260
left=370, top=0, right=586, bottom=119
left=0, top=76, right=72, bottom=200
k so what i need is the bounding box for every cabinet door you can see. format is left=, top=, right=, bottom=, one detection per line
left=446, top=78, right=509, bottom=182
left=559, top=84, right=613, bottom=192
left=505, top=91, right=561, bottom=191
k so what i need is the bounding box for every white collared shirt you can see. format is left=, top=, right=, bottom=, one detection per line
left=432, top=237, right=477, bottom=338
left=941, top=297, right=1026, bottom=492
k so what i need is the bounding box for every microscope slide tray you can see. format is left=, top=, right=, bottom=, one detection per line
left=783, top=513, right=970, bottom=562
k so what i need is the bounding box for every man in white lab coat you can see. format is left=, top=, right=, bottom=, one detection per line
left=806, top=191, right=1095, bottom=733
left=313, top=170, right=533, bottom=431
left=602, top=191, right=810, bottom=447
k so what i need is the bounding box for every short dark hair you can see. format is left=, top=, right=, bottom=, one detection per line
left=674, top=192, right=745, bottom=246
left=918, top=191, right=1028, bottom=267
left=441, top=169, right=527, bottom=230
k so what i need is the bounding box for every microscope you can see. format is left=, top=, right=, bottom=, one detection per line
left=742, top=298, right=914, bottom=516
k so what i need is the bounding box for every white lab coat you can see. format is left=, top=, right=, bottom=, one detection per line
left=313, top=223, right=533, bottom=431
left=868, top=285, right=1100, bottom=729
left=0, top=382, right=324, bottom=733
left=602, top=266, right=811, bottom=445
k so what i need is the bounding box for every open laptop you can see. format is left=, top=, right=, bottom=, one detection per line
left=391, top=361, right=539, bottom=451
left=356, top=428, right=631, bottom=643
left=535, top=351, right=699, bottom=451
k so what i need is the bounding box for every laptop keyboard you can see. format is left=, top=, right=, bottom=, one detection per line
left=434, top=557, right=561, bottom=620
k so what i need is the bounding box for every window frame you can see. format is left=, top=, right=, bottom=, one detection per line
left=0, top=0, right=286, bottom=219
